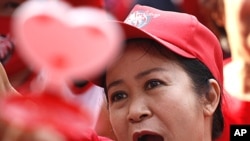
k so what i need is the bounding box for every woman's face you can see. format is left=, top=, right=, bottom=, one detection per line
left=223, top=0, right=250, bottom=60
left=105, top=42, right=210, bottom=141
left=0, top=0, right=25, bottom=16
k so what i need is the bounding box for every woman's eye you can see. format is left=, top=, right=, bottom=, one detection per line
left=145, top=79, right=164, bottom=89
left=110, top=92, right=127, bottom=102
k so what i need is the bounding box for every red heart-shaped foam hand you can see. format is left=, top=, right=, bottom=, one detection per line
left=12, top=0, right=123, bottom=85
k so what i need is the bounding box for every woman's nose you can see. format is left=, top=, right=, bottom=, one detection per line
left=127, top=98, right=152, bottom=123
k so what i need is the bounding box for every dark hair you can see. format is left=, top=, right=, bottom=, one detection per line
left=103, top=38, right=223, bottom=139
left=175, top=54, right=224, bottom=140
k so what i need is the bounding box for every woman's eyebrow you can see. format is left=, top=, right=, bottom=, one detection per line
left=135, top=67, right=167, bottom=80
left=107, top=79, right=123, bottom=92
left=107, top=67, right=167, bottom=91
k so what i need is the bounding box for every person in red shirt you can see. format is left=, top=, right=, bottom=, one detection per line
left=95, top=4, right=224, bottom=141
left=0, top=2, right=225, bottom=141
left=200, top=0, right=250, bottom=140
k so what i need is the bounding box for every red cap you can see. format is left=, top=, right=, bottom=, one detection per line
left=96, top=4, right=223, bottom=88
left=63, top=0, right=104, bottom=8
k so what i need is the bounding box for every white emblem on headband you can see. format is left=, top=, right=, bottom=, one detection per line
left=125, top=10, right=160, bottom=28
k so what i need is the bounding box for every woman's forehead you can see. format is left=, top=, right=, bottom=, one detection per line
left=125, top=39, right=178, bottom=60
left=108, top=43, right=181, bottom=77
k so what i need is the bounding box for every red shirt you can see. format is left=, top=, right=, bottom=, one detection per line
left=216, top=59, right=250, bottom=141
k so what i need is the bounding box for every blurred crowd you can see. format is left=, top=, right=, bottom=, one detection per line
left=1, top=0, right=250, bottom=141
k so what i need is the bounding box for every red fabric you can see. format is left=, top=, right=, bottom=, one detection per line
left=178, top=0, right=207, bottom=25
left=216, top=90, right=250, bottom=141
left=0, top=94, right=113, bottom=141
left=64, top=0, right=104, bottom=8
left=105, top=0, right=134, bottom=21
left=0, top=16, right=11, bottom=35
left=215, top=58, right=250, bottom=141
left=179, top=0, right=200, bottom=16
left=3, top=51, right=28, bottom=76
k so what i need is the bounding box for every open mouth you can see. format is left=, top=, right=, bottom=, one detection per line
left=137, top=134, right=164, bottom=141
left=134, top=133, right=164, bottom=141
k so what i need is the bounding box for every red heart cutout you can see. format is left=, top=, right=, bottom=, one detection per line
left=12, top=0, right=123, bottom=85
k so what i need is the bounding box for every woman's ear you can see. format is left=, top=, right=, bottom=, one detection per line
left=203, top=79, right=221, bottom=117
